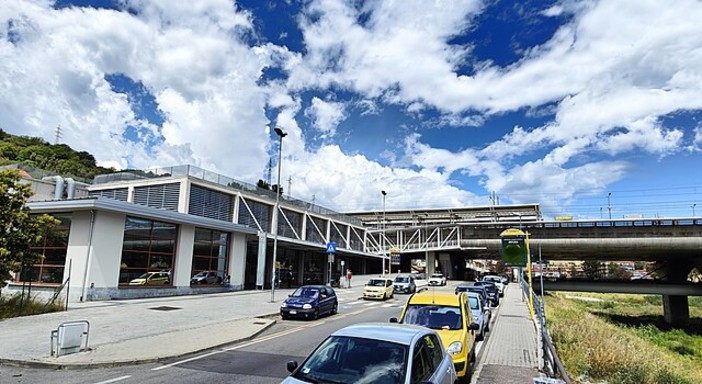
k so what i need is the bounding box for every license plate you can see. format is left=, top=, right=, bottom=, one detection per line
left=290, top=310, right=297, bottom=314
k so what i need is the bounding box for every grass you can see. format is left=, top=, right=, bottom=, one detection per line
left=545, top=292, right=702, bottom=384
left=0, top=292, right=65, bottom=319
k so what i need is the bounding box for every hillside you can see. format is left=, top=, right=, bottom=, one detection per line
left=0, top=128, right=115, bottom=181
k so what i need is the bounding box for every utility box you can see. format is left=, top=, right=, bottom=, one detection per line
left=51, top=320, right=90, bottom=357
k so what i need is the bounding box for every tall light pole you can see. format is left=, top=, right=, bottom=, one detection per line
left=271, top=126, right=287, bottom=302
left=607, top=192, right=612, bottom=219
left=381, top=190, right=387, bottom=277
left=692, top=203, right=697, bottom=217
left=424, top=212, right=429, bottom=277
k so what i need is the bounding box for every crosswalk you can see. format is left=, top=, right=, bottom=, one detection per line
left=334, top=290, right=405, bottom=310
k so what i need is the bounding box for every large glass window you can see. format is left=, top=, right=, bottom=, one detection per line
left=190, top=228, right=229, bottom=285
left=120, top=217, right=177, bottom=286
left=22, top=214, right=71, bottom=284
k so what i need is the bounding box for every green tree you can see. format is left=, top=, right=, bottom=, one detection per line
left=582, top=260, right=602, bottom=279
left=0, top=169, right=59, bottom=289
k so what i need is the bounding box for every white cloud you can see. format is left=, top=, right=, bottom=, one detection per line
left=304, top=97, right=347, bottom=139
left=3, top=0, right=702, bottom=215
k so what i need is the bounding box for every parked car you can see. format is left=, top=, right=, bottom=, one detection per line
left=190, top=270, right=221, bottom=284
left=281, top=322, right=456, bottom=384
left=393, top=274, right=417, bottom=294
left=465, top=292, right=490, bottom=341
left=280, top=285, right=338, bottom=320
left=473, top=281, right=499, bottom=307
left=482, top=275, right=505, bottom=297
left=455, top=285, right=489, bottom=309
left=128, top=271, right=171, bottom=285
left=427, top=273, right=447, bottom=286
left=363, top=277, right=394, bottom=300
left=391, top=290, right=480, bottom=383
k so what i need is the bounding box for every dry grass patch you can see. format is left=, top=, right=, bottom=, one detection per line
left=545, top=293, right=701, bottom=384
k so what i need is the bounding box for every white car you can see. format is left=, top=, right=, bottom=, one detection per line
left=281, top=323, right=457, bottom=384
left=482, top=275, right=505, bottom=297
left=427, top=273, right=447, bottom=286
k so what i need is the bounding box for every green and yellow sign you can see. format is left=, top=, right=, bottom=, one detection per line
left=500, top=228, right=527, bottom=266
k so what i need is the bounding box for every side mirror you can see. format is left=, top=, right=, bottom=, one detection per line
left=286, top=360, right=299, bottom=373
left=469, top=322, right=480, bottom=331
left=389, top=317, right=399, bottom=323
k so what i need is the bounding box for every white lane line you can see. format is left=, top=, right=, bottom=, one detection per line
left=152, top=324, right=312, bottom=371
left=93, top=376, right=131, bottom=384
left=154, top=298, right=391, bottom=372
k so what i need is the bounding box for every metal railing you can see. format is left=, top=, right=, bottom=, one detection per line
left=92, top=164, right=363, bottom=226
left=522, top=280, right=572, bottom=384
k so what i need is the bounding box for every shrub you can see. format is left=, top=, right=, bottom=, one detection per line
left=0, top=293, right=64, bottom=319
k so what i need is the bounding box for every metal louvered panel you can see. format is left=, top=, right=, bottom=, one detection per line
left=88, top=188, right=128, bottom=202
left=133, top=183, right=180, bottom=211
left=238, top=198, right=271, bottom=232
left=279, top=208, right=302, bottom=239
left=349, top=227, right=364, bottom=251
left=188, top=185, right=233, bottom=222
left=305, top=215, right=327, bottom=245
left=330, top=222, right=347, bottom=248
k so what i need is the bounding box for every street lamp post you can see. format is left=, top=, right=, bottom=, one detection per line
left=692, top=203, right=697, bottom=217
left=424, top=213, right=429, bottom=277
left=271, top=126, right=287, bottom=303
left=382, top=190, right=387, bottom=277
left=607, top=192, right=612, bottom=219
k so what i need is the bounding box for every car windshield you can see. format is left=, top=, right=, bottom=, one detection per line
left=394, top=277, right=409, bottom=283
left=137, top=273, right=151, bottom=279
left=291, top=287, right=319, bottom=298
left=292, top=336, right=407, bottom=384
left=367, top=279, right=386, bottom=287
left=468, top=296, right=479, bottom=310
left=402, top=305, right=463, bottom=330
left=430, top=274, right=443, bottom=278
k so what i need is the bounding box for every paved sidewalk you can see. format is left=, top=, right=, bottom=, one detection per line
left=0, top=276, right=382, bottom=368
left=473, top=283, right=540, bottom=383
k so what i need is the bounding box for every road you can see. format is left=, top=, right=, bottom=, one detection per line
left=0, top=284, right=495, bottom=384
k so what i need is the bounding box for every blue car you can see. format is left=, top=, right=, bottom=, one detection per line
left=280, top=285, right=338, bottom=320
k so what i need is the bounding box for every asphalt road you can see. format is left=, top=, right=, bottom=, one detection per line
left=0, top=284, right=495, bottom=384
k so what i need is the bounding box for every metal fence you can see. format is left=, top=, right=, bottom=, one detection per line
left=522, top=280, right=572, bottom=384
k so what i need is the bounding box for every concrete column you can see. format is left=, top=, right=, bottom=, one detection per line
left=659, top=260, right=694, bottom=325
left=426, top=251, right=436, bottom=276
left=173, top=225, right=194, bottom=287
left=229, top=232, right=247, bottom=290
left=663, top=295, right=689, bottom=326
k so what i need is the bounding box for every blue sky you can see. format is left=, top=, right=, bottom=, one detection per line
left=2, top=0, right=702, bottom=218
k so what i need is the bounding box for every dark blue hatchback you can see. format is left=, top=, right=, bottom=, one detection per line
left=280, top=285, right=338, bottom=320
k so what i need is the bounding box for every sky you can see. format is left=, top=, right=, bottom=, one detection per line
left=2, top=0, right=702, bottom=219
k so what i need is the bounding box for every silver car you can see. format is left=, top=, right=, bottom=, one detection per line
left=281, top=323, right=457, bottom=384
left=393, top=274, right=416, bottom=294
left=465, top=292, right=491, bottom=341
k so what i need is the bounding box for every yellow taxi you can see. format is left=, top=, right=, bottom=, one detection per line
left=129, top=271, right=171, bottom=285
left=391, top=289, right=479, bottom=383
left=362, top=277, right=394, bottom=300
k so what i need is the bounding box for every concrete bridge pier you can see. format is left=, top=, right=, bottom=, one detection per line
left=659, top=259, right=694, bottom=326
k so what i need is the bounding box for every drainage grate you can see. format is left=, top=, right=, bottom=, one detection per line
left=149, top=306, right=182, bottom=311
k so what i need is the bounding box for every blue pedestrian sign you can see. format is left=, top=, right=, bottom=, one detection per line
left=326, top=242, right=337, bottom=254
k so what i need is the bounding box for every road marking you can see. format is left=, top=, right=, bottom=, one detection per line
left=93, top=376, right=131, bottom=384
left=153, top=304, right=376, bottom=371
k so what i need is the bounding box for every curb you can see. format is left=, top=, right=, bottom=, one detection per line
left=0, top=316, right=279, bottom=370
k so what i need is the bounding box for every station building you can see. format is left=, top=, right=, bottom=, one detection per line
left=5, top=164, right=542, bottom=304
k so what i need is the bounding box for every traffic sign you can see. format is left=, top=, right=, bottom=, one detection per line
left=326, top=242, right=337, bottom=254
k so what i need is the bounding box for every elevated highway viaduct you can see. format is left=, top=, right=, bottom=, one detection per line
left=377, top=217, right=702, bottom=325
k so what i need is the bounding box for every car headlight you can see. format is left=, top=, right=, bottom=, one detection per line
left=302, top=303, right=312, bottom=309
left=447, top=341, right=464, bottom=356
left=281, top=302, right=287, bottom=308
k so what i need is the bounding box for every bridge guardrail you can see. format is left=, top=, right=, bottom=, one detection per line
left=522, top=280, right=572, bottom=384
